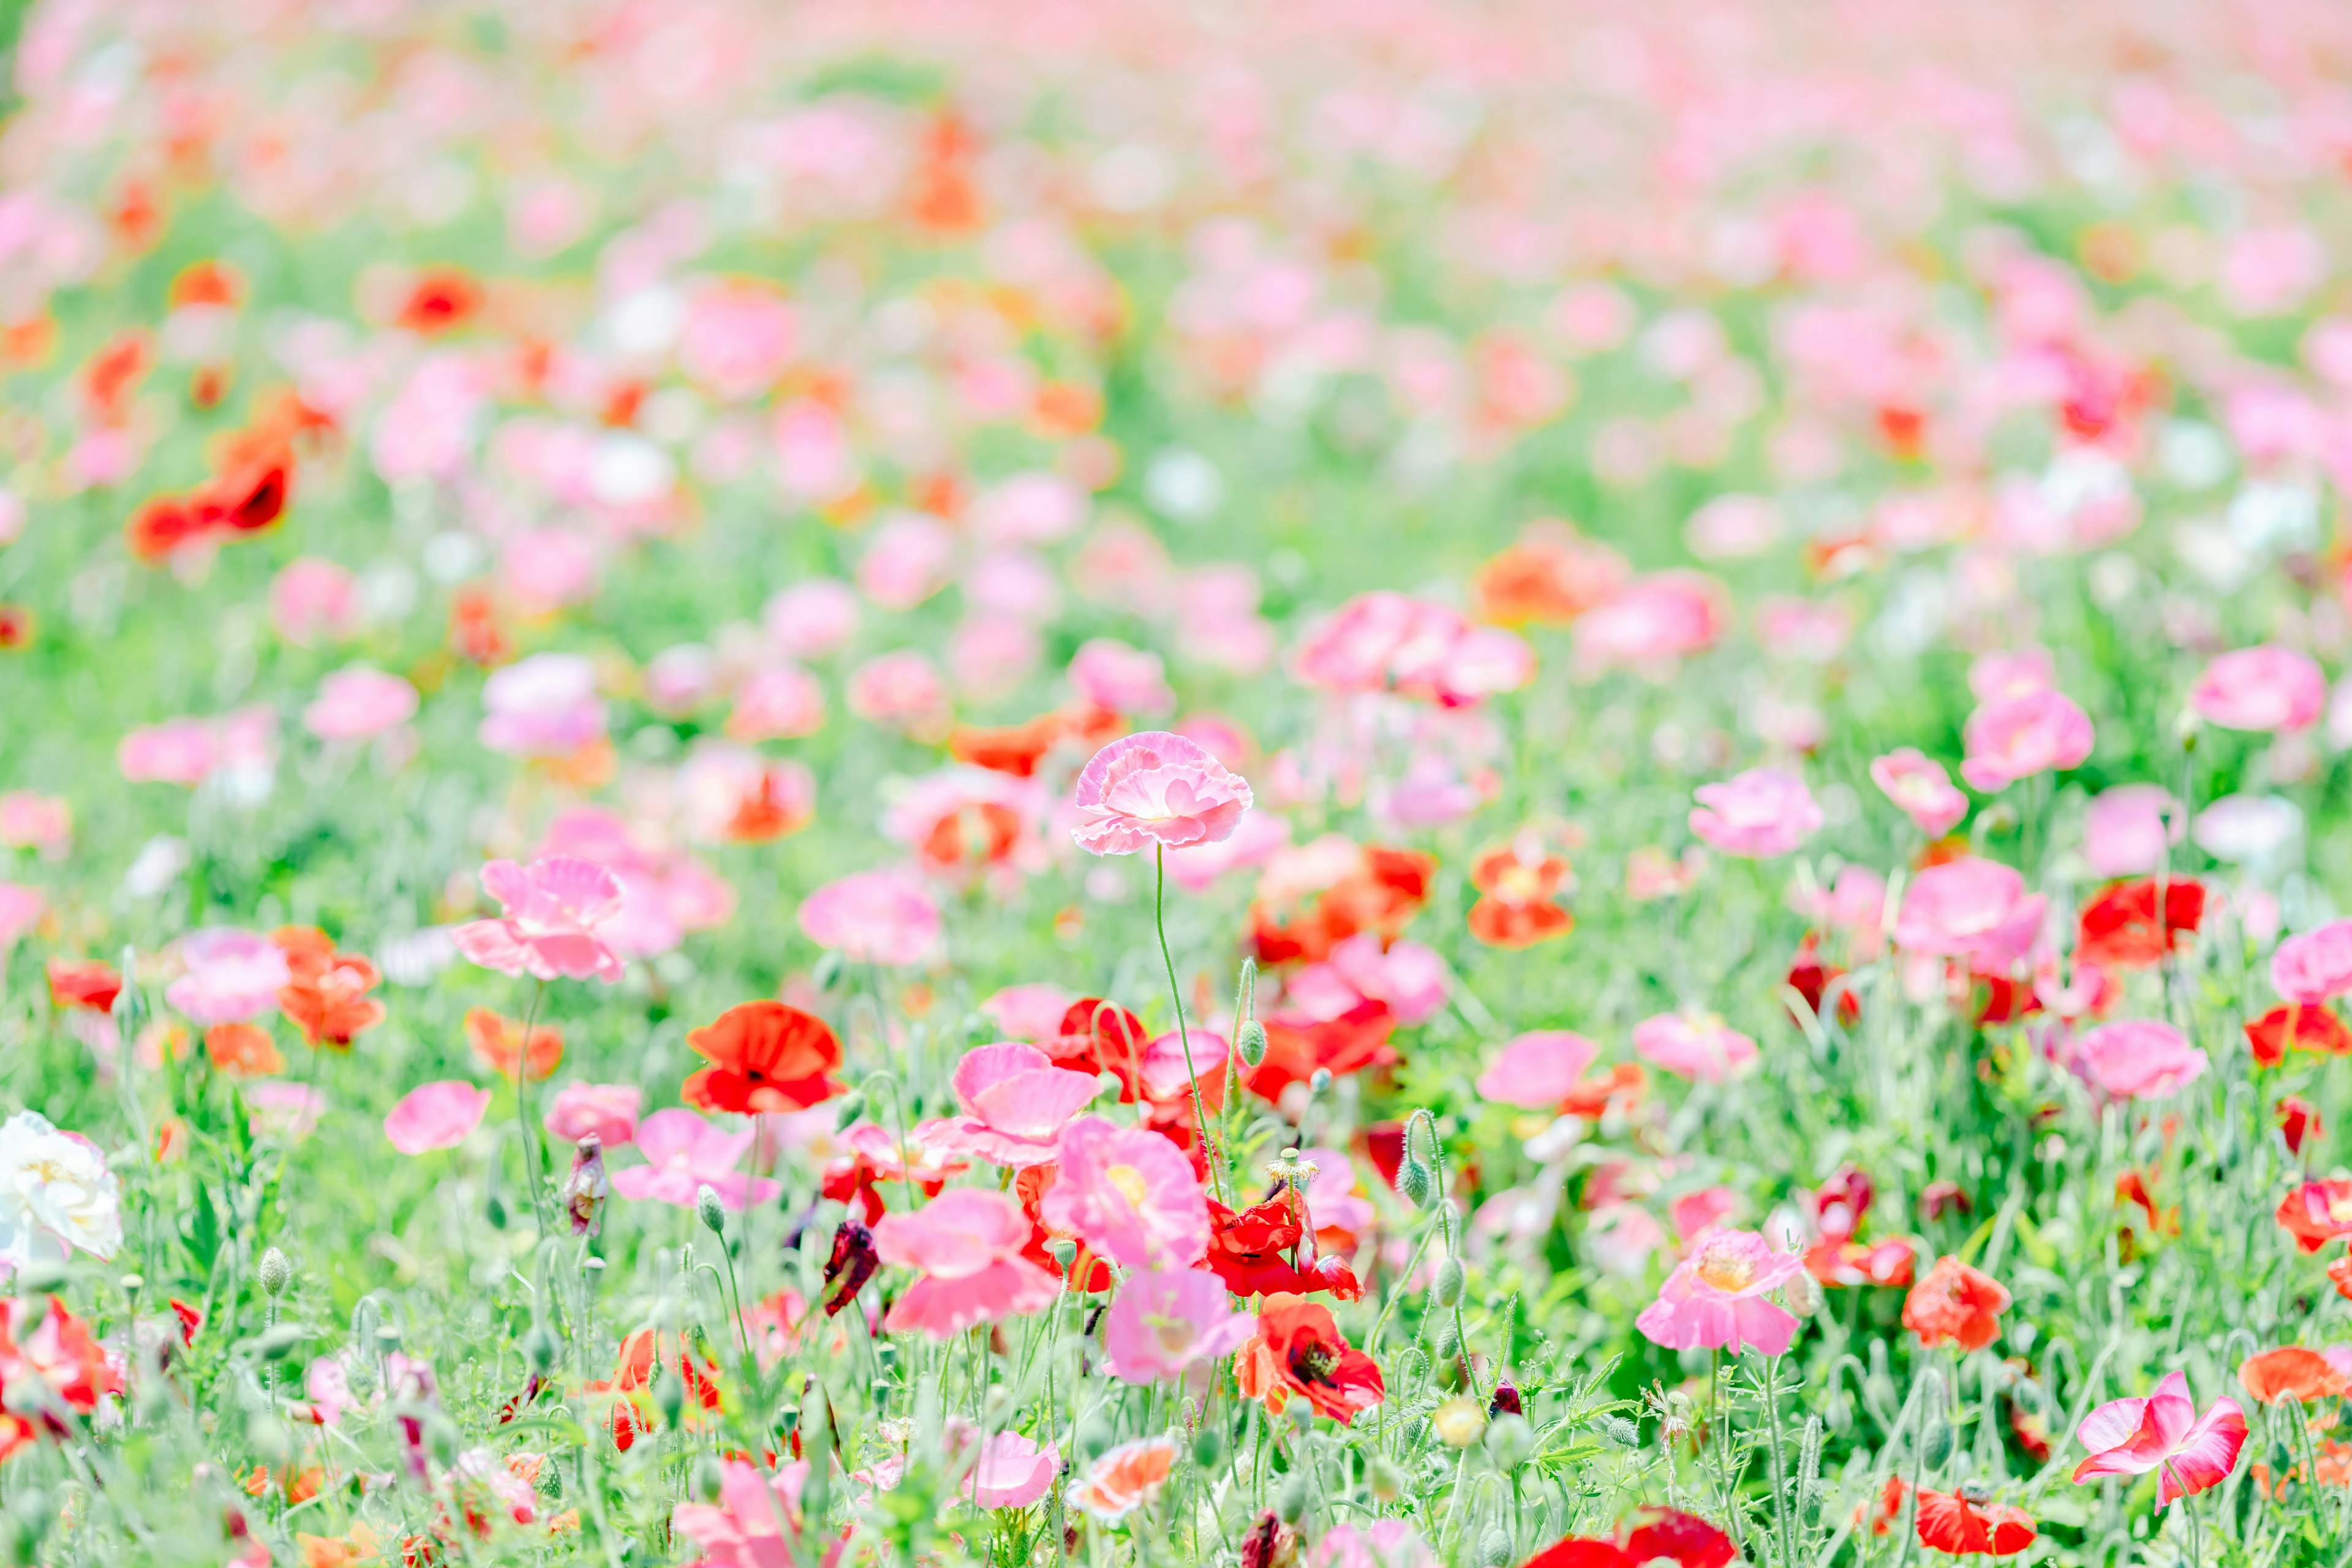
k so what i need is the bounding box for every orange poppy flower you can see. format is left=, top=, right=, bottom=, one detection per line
left=1470, top=526, right=1627, bottom=626
left=2245, top=1003, right=2352, bottom=1067
left=465, top=1008, right=563, bottom=1082
left=1233, top=1294, right=1384, bottom=1425
left=2239, top=1346, right=2348, bottom=1404
left=1466, top=842, right=1574, bottom=949
left=1901, top=1256, right=2010, bottom=1351
left=205, top=1023, right=285, bottom=1078
left=274, top=929, right=386, bottom=1049
left=950, top=714, right=1066, bottom=777
left=46, top=959, right=122, bottom=1013
left=396, top=268, right=484, bottom=335
left=682, top=1001, right=845, bottom=1115
left=1250, top=845, right=1436, bottom=965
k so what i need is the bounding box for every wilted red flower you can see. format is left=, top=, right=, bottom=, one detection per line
left=1902, top=1256, right=2011, bottom=1351
left=1920, top=1181, right=1973, bottom=1223
left=2075, top=878, right=2204, bottom=970
left=46, top=959, right=123, bottom=1013
left=2239, top=1347, right=2348, bottom=1403
left=1233, top=1293, right=1384, bottom=1424
left=1466, top=841, right=1574, bottom=949
left=2276, top=1180, right=2352, bottom=1253
left=821, top=1220, right=880, bottom=1317
left=1813, top=1166, right=1875, bottom=1240
left=682, top=1001, right=845, bottom=1115
left=1787, top=937, right=1860, bottom=1026
left=1913, top=1488, right=2035, bottom=1556
left=464, top=1008, right=563, bottom=1082
left=2245, top=1003, right=2352, bottom=1067
left=1202, top=1196, right=1360, bottom=1300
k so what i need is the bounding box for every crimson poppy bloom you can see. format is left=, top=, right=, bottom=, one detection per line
left=2076, top=878, right=2204, bottom=969
left=1521, top=1510, right=1735, bottom=1568
left=1787, top=937, right=1861, bottom=1026
left=1243, top=1002, right=1398, bottom=1102
left=45, top=959, right=122, bottom=1013
left=2275, top=1180, right=2352, bottom=1252
left=2279, top=1095, right=2323, bottom=1155
left=2244, top=1003, right=2352, bottom=1067
left=682, top=1001, right=845, bottom=1115
left=1233, top=1294, right=1384, bottom=1425
left=1913, top=1488, right=2035, bottom=1555
left=1902, top=1256, right=2011, bottom=1351
left=1049, top=997, right=1149, bottom=1098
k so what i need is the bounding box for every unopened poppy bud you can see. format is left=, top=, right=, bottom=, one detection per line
left=1431, top=1319, right=1460, bottom=1360
left=1396, top=1157, right=1434, bottom=1208
left=652, top=1366, right=687, bottom=1430
left=692, top=1454, right=723, bottom=1502
left=1431, top=1257, right=1464, bottom=1308
left=1432, top=1395, right=1485, bottom=1447
left=1367, top=1457, right=1406, bottom=1502
left=1483, top=1412, right=1533, bottom=1469
left=248, top=1414, right=292, bottom=1466
left=695, top=1183, right=726, bottom=1237
left=1919, top=1410, right=1954, bottom=1468
left=484, top=1191, right=507, bottom=1229
left=2013, top=1378, right=2045, bottom=1415
left=1287, top=1398, right=1315, bottom=1436
left=522, top=1323, right=560, bottom=1376
left=1488, top=1379, right=1522, bottom=1417
left=1193, top=1425, right=1226, bottom=1470
left=1308, top=1068, right=1332, bottom=1095
left=1600, top=1415, right=1640, bottom=1448
left=1784, top=1268, right=1823, bottom=1318
left=1275, top=1472, right=1311, bottom=1524
left=831, top=1091, right=865, bottom=1131
left=258, top=1248, right=292, bottom=1298
left=1236, top=1020, right=1268, bottom=1067
left=1477, top=1528, right=1513, bottom=1568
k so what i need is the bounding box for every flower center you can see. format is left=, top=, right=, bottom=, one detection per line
left=1693, top=1239, right=1755, bottom=1292
left=1107, top=1164, right=1150, bottom=1210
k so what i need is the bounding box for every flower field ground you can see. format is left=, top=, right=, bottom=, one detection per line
left=5, top=0, right=2352, bottom=1562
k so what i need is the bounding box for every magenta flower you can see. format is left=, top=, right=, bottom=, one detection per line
left=1634, top=1228, right=1806, bottom=1355
left=1070, top=731, right=1254, bottom=856
left=2191, top=644, right=2325, bottom=733
left=165, top=928, right=292, bottom=1026
left=873, top=1188, right=1059, bottom=1339
left=609, top=1109, right=781, bottom=1210
left=1892, top=857, right=2045, bottom=968
left=451, top=856, right=626, bottom=982
left=1474, top=1031, right=1599, bottom=1108
left=961, top=1430, right=1061, bottom=1510
left=1632, top=1012, right=1758, bottom=1084
left=1688, top=767, right=1822, bottom=858
left=1039, top=1116, right=1208, bottom=1270
left=933, top=1042, right=1101, bottom=1168
left=384, top=1082, right=492, bottom=1156
left=543, top=1082, right=642, bottom=1148
left=2072, top=1371, right=2247, bottom=1507
left=2271, top=918, right=2352, bottom=1004
left=1869, top=748, right=1969, bottom=838
left=2068, top=1019, right=2208, bottom=1102
left=1101, top=1267, right=1255, bottom=1384
left=796, top=870, right=941, bottom=966
left=304, top=666, right=420, bottom=742
left=1960, top=687, right=2094, bottom=792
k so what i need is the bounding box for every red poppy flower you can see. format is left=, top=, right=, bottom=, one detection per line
left=916, top=801, right=1023, bottom=874
left=1913, top=1488, right=2035, bottom=1556
left=949, top=714, right=1066, bottom=777
left=396, top=268, right=484, bottom=335
left=1016, top=1161, right=1112, bottom=1291
left=464, top=1008, right=562, bottom=1082
left=1048, top=998, right=1149, bottom=1098
left=2280, top=1095, right=2323, bottom=1155
left=2331, top=1256, right=2352, bottom=1302
left=0, top=605, right=32, bottom=650
left=1466, top=842, right=1574, bottom=949
left=1902, top=1256, right=2011, bottom=1351
left=2245, top=1003, right=2352, bottom=1067
left=2276, top=1180, right=2352, bottom=1253
left=2239, top=1346, right=2348, bottom=1403
left=682, top=1001, right=845, bottom=1115
left=1243, top=1001, right=1398, bottom=1102
left=2076, top=878, right=2204, bottom=970
left=1249, top=845, right=1434, bottom=965
left=1969, top=971, right=2040, bottom=1026
left=1814, top=1165, right=1876, bottom=1241
left=1559, top=1062, right=1646, bottom=1120
left=1205, top=1195, right=1307, bottom=1295
left=591, top=1329, right=720, bottom=1451
left=1787, top=937, right=1861, bottom=1026
left=1233, top=1294, right=1384, bottom=1425
left=1521, top=1510, right=1735, bottom=1568
left=46, top=959, right=122, bottom=1013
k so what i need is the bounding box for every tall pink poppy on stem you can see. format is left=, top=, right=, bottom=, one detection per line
left=1633, top=1012, right=1758, bottom=1084
left=932, top=1042, right=1101, bottom=1167
left=1961, top=688, right=2094, bottom=792
left=1101, top=1267, right=1256, bottom=1384
left=451, top=856, right=626, bottom=982
left=385, top=1082, right=492, bottom=1155
left=2068, top=1019, right=2208, bottom=1102
left=609, top=1109, right=780, bottom=1210
left=1070, top=732, right=1253, bottom=855
left=1892, top=858, right=2045, bottom=968
left=873, top=1188, right=1058, bottom=1338
left=1634, top=1228, right=1804, bottom=1355
left=2271, top=919, right=2352, bottom=1004
left=1038, top=1115, right=1209, bottom=1270
left=1687, top=768, right=1822, bottom=858
left=2071, top=1372, right=2247, bottom=1507
left=1474, top=1031, right=1599, bottom=1108
left=2191, top=645, right=2325, bottom=732
left=796, top=870, right=940, bottom=966
left=1869, top=749, right=1969, bottom=837
left=961, top=1430, right=1061, bottom=1510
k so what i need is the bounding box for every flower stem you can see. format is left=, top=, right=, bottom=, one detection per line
left=1155, top=843, right=1226, bottom=1206
left=515, top=977, right=549, bottom=1241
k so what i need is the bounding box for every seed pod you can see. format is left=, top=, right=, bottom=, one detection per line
left=1918, top=1409, right=1954, bottom=1468
left=1477, top=1528, right=1513, bottom=1568
left=1236, top=1021, right=1268, bottom=1068
left=652, top=1366, right=687, bottom=1431
left=1431, top=1257, right=1464, bottom=1308
left=257, top=1247, right=292, bottom=1298
left=695, top=1183, right=726, bottom=1237
left=1193, top=1425, right=1227, bottom=1470
left=1275, top=1472, right=1312, bottom=1524
left=1308, top=1068, right=1332, bottom=1095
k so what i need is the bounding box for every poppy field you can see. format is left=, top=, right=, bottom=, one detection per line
left=7, top=0, right=2352, bottom=1563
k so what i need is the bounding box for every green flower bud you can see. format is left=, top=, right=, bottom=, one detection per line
left=1784, top=1268, right=1823, bottom=1318
left=1396, top=1157, right=1434, bottom=1208
left=1236, top=1021, right=1268, bottom=1068
left=1431, top=1257, right=1465, bottom=1308
left=695, top=1183, right=726, bottom=1237
left=692, top=1454, right=724, bottom=1502
left=1366, top=1457, right=1406, bottom=1502
left=1477, top=1528, right=1513, bottom=1568
left=1192, top=1425, right=1227, bottom=1470
left=1600, top=1415, right=1640, bottom=1448
left=831, top=1091, right=866, bottom=1131
left=652, top=1366, right=687, bottom=1431
left=1919, top=1411, right=1954, bottom=1468
left=1276, top=1472, right=1312, bottom=1524
left=1483, top=1412, right=1533, bottom=1469
left=523, top=1323, right=560, bottom=1376
left=257, top=1247, right=292, bottom=1298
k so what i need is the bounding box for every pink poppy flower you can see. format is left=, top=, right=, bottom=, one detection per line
left=1297, top=1147, right=1376, bottom=1242
left=1039, top=1115, right=1208, bottom=1270
left=2192, top=645, right=2326, bottom=733
left=2072, top=1371, right=2247, bottom=1507
left=609, top=1109, right=781, bottom=1210
left=1634, top=1227, right=1805, bottom=1355
left=678, top=283, right=797, bottom=402
left=1164, top=809, right=1292, bottom=892
left=979, top=984, right=1077, bottom=1043
left=534, top=809, right=735, bottom=962
left=2068, top=1020, right=2207, bottom=1102
left=1285, top=934, right=1448, bottom=1027
left=971, top=472, right=1085, bottom=546
left=727, top=664, right=826, bottom=742
left=1571, top=571, right=1726, bottom=671
left=1101, top=1267, right=1256, bottom=1384
left=873, top=1188, right=1059, bottom=1338
left=477, top=653, right=606, bottom=758
left=763, top=579, right=860, bottom=660
left=846, top=650, right=950, bottom=735
left=0, top=884, right=43, bottom=948
left=797, top=870, right=940, bottom=966
left=270, top=558, right=361, bottom=646
left=1688, top=768, right=1822, bottom=858
left=933, top=1042, right=1101, bottom=1167
left=250, top=1082, right=326, bottom=1140
left=118, top=708, right=277, bottom=788
left=1969, top=647, right=2056, bottom=701
left=1071, top=638, right=1176, bottom=716
left=857, top=513, right=956, bottom=609
left=165, top=928, right=292, bottom=1026
left=1869, top=749, right=1969, bottom=838
left=962, top=1430, right=1061, bottom=1510
left=1309, top=1521, right=1436, bottom=1568
left=1892, top=858, right=2045, bottom=968
left=304, top=667, right=420, bottom=742
left=2273, top=919, right=2352, bottom=1004
left=0, top=793, right=69, bottom=854
left=451, top=856, right=627, bottom=983
left=1671, top=1188, right=1738, bottom=1242
left=1961, top=688, right=2094, bottom=793
left=1474, top=1031, right=1600, bottom=1108
left=543, top=1082, right=642, bottom=1149
left=1070, top=731, right=1254, bottom=856
left=1137, top=1028, right=1229, bottom=1104
left=1633, top=1012, right=1758, bottom=1084
left=671, top=1460, right=819, bottom=1568
left=384, top=1082, right=492, bottom=1156
left=2083, top=786, right=2181, bottom=879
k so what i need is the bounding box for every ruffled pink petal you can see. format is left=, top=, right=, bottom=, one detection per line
left=451, top=918, right=532, bottom=977
left=2074, top=1395, right=2148, bottom=1455
left=1728, top=1296, right=1799, bottom=1356
left=952, top=1042, right=1054, bottom=1112
left=930, top=1117, right=1061, bottom=1170
left=2158, top=1401, right=2248, bottom=1507
left=883, top=1259, right=1059, bottom=1338
left=530, top=854, right=628, bottom=927
left=973, top=1067, right=1101, bottom=1141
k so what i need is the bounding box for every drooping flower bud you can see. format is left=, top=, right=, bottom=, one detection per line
left=1487, top=1378, right=1522, bottom=1417
left=1236, top=1020, right=1268, bottom=1068
left=1431, top=1257, right=1465, bottom=1308
left=821, top=1220, right=880, bottom=1317
left=652, top=1366, right=687, bottom=1431
left=695, top=1183, right=726, bottom=1237
left=1477, top=1527, right=1513, bottom=1568
left=561, top=1135, right=609, bottom=1239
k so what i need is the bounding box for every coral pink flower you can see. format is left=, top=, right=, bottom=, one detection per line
left=543, top=1082, right=641, bottom=1149
left=1961, top=688, right=2094, bottom=792
left=0, top=793, right=69, bottom=854
left=727, top=664, right=826, bottom=742
left=609, top=1109, right=781, bottom=1210
left=962, top=1430, right=1060, bottom=1510
left=477, top=653, right=606, bottom=757
left=304, top=667, right=419, bottom=742
left=1067, top=1436, right=1180, bottom=1521
left=1689, top=768, right=1822, bottom=858
left=2069, top=1020, right=2208, bottom=1102
left=846, top=650, right=951, bottom=735
left=2071, top=1372, right=2247, bottom=1507
left=2271, top=919, right=2352, bottom=1004
left=1635, top=1228, right=1805, bottom=1355
left=679, top=283, right=797, bottom=401
left=2084, top=786, right=2180, bottom=879
left=1633, top=1012, right=1758, bottom=1084
left=165, top=928, right=292, bottom=1026
left=764, top=579, right=860, bottom=660
left=1039, top=1115, right=1209, bottom=1270
left=1475, top=1031, right=1599, bottom=1108
left=384, top=1082, right=492, bottom=1155
left=1070, top=731, right=1254, bottom=855
left=979, top=984, right=1078, bottom=1043
left=873, top=1188, right=1060, bottom=1338
left=1572, top=571, right=1726, bottom=671
left=0, top=884, right=42, bottom=949
left=1893, top=858, right=2045, bottom=968
left=671, top=1460, right=823, bottom=1568
left=2191, top=645, right=2326, bottom=733
left=933, top=1042, right=1102, bottom=1167
left=797, top=870, right=940, bottom=966
left=1071, top=638, right=1175, bottom=715
left=270, top=558, right=361, bottom=645
left=858, top=513, right=956, bottom=609
left=1869, top=749, right=1969, bottom=838
left=453, top=856, right=626, bottom=982
left=1102, top=1267, right=1256, bottom=1383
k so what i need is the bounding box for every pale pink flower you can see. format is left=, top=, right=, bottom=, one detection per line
left=1689, top=767, right=1822, bottom=858
left=1285, top=933, right=1448, bottom=1027
left=536, top=809, right=734, bottom=960
left=543, top=1082, right=641, bottom=1149
left=1297, top=1146, right=1376, bottom=1242
left=764, top=579, right=860, bottom=660
left=672, top=1460, right=822, bottom=1568
left=1893, top=857, right=2045, bottom=968
left=270, top=559, right=361, bottom=645
left=727, top=664, right=826, bottom=741
left=304, top=667, right=419, bottom=742
left=857, top=513, right=956, bottom=609
left=1164, top=810, right=1291, bottom=892
left=1961, top=688, right=2094, bottom=792
left=796, top=870, right=940, bottom=966
left=1634, top=1227, right=1805, bottom=1355
left=1070, top=639, right=1175, bottom=715
left=0, top=793, right=69, bottom=854
left=0, top=884, right=43, bottom=948
left=500, top=529, right=600, bottom=612
left=1586, top=1202, right=1667, bottom=1278
left=1309, top=1521, right=1436, bottom=1568
left=2084, top=786, right=2181, bottom=879
left=2072, top=1371, right=2247, bottom=1507
left=933, top=1043, right=1101, bottom=1167
left=478, top=654, right=606, bottom=757
left=676, top=745, right=816, bottom=846
left=644, top=646, right=719, bottom=717
left=2271, top=919, right=2352, bottom=1004
left=979, top=984, right=1077, bottom=1043
left=247, top=1082, right=325, bottom=1140
left=1968, top=647, right=2055, bottom=701
left=970, top=471, right=1085, bottom=546
left=774, top=398, right=859, bottom=504
left=384, top=1082, right=492, bottom=1156
left=609, top=1109, right=780, bottom=1209
left=1101, top=1267, right=1255, bottom=1384
left=2068, top=1019, right=2207, bottom=1102
left=962, top=1431, right=1060, bottom=1510
left=1671, top=1188, right=1739, bottom=1242
left=679, top=283, right=797, bottom=401
left=2190, top=645, right=2326, bottom=733
left=1869, top=749, right=1968, bottom=837
left=118, top=709, right=276, bottom=788
left=1571, top=571, right=1726, bottom=671
left=451, top=856, right=627, bottom=982
left=846, top=650, right=950, bottom=736
left=165, top=928, right=291, bottom=1026
left=1474, top=1031, right=1599, bottom=1108
left=873, top=1188, right=1059, bottom=1338
left=1070, top=732, right=1254, bottom=856
left=1633, top=1012, right=1758, bottom=1084
left=1790, top=865, right=1889, bottom=947
left=1039, top=1115, right=1208, bottom=1270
